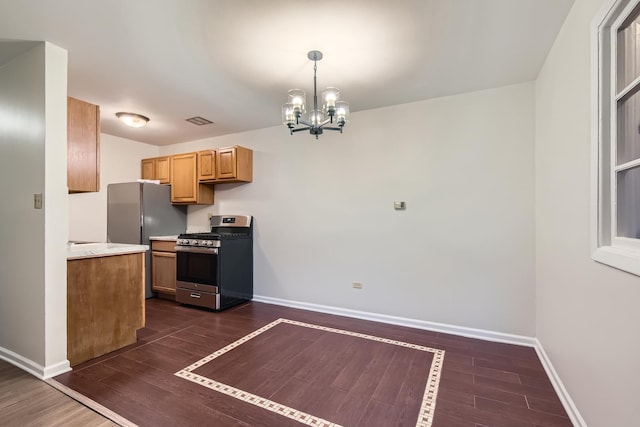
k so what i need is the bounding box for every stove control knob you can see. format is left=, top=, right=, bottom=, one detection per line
left=190, top=239, right=198, bottom=246
left=206, top=240, right=214, bottom=246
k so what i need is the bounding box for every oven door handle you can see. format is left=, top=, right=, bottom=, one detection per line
left=175, top=246, right=219, bottom=254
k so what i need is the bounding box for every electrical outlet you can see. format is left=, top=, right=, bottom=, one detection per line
left=352, top=282, right=363, bottom=289
left=207, top=212, right=213, bottom=220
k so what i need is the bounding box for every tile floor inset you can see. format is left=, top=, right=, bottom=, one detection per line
left=175, top=318, right=445, bottom=427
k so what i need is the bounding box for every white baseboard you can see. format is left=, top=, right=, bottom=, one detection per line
left=534, top=338, right=587, bottom=427
left=0, top=346, right=70, bottom=379
left=252, top=295, right=586, bottom=426
left=42, top=359, right=72, bottom=379
left=253, top=295, right=537, bottom=347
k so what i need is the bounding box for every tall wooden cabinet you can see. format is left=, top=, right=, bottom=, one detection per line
left=170, top=152, right=214, bottom=204
left=67, top=97, right=100, bottom=193
left=141, top=156, right=171, bottom=184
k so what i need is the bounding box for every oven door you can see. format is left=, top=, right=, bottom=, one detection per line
left=175, top=246, right=218, bottom=287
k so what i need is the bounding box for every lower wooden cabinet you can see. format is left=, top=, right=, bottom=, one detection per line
left=151, top=240, right=177, bottom=298
left=67, top=252, right=144, bottom=366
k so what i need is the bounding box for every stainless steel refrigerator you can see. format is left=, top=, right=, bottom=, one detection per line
left=107, top=182, right=187, bottom=298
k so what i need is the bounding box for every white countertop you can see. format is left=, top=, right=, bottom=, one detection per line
left=67, top=242, right=149, bottom=260
left=149, top=235, right=179, bottom=241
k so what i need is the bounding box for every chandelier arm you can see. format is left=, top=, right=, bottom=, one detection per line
left=322, top=127, right=342, bottom=131
left=317, top=118, right=334, bottom=129
left=297, top=119, right=314, bottom=127
left=291, top=126, right=312, bottom=133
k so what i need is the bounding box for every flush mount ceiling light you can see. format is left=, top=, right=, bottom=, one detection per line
left=282, top=50, right=349, bottom=139
left=116, top=112, right=150, bottom=128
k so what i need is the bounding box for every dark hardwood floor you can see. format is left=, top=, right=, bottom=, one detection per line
left=53, top=299, right=571, bottom=427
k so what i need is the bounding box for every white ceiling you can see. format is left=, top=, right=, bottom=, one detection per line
left=0, top=0, right=574, bottom=146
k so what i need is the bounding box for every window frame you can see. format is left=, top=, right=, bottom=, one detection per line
left=592, top=0, right=640, bottom=276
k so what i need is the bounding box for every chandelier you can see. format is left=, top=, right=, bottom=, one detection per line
left=282, top=50, right=349, bottom=139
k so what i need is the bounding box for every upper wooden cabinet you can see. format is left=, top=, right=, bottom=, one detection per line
left=197, top=150, right=216, bottom=182
left=139, top=146, right=251, bottom=205
left=67, top=97, right=100, bottom=193
left=198, top=146, right=252, bottom=183
left=141, top=156, right=171, bottom=184
left=141, top=158, right=154, bottom=180
left=170, top=152, right=214, bottom=205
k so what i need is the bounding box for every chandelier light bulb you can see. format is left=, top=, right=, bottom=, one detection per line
left=336, top=101, right=349, bottom=121
left=309, top=110, right=324, bottom=126
left=282, top=103, right=295, bottom=126
left=287, top=89, right=306, bottom=116
left=322, top=87, right=340, bottom=109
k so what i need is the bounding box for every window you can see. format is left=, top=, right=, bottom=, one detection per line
left=593, top=0, right=640, bottom=276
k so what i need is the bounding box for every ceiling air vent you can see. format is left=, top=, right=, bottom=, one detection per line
left=185, top=116, right=213, bottom=126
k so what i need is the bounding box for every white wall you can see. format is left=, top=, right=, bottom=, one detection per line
left=68, top=134, right=158, bottom=242
left=160, top=82, right=536, bottom=336
left=535, top=0, right=640, bottom=425
left=43, top=43, right=70, bottom=374
left=0, top=42, right=69, bottom=378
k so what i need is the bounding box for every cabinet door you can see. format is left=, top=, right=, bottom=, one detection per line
left=216, top=147, right=237, bottom=180
left=68, top=97, right=100, bottom=193
left=215, top=146, right=252, bottom=182
left=171, top=153, right=198, bottom=203
left=155, top=156, right=171, bottom=184
left=151, top=251, right=177, bottom=295
left=198, top=150, right=216, bottom=182
left=170, top=152, right=214, bottom=205
left=141, top=158, right=155, bottom=180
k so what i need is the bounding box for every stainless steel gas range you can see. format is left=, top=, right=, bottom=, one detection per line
left=175, top=215, right=253, bottom=311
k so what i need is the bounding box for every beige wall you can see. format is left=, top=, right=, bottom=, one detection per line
left=0, top=42, right=68, bottom=378
left=71, top=82, right=537, bottom=337
left=535, top=0, right=640, bottom=425
left=160, top=82, right=537, bottom=336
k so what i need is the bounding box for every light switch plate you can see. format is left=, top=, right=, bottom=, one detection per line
left=394, top=201, right=406, bottom=210
left=34, top=193, right=42, bottom=209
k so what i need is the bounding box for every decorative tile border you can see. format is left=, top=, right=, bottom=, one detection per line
left=175, top=318, right=445, bottom=427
